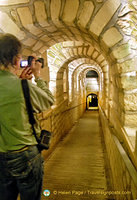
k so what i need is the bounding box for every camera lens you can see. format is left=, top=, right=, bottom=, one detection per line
left=28, top=56, right=35, bottom=67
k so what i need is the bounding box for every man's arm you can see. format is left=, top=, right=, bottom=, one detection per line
left=19, top=56, right=54, bottom=112
left=35, top=77, right=54, bottom=103
left=28, top=79, right=54, bottom=113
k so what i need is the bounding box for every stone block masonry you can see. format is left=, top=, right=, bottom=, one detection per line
left=100, top=109, right=137, bottom=200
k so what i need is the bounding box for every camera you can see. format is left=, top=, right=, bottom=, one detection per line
left=20, top=56, right=44, bottom=68
left=28, top=56, right=44, bottom=68
left=36, top=58, right=44, bottom=68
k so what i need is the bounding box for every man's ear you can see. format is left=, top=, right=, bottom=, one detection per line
left=12, top=55, right=18, bottom=66
left=12, top=55, right=21, bottom=68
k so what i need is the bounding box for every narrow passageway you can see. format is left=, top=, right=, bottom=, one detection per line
left=42, top=111, right=112, bottom=200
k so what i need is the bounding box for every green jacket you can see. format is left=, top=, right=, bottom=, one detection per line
left=0, top=70, right=54, bottom=152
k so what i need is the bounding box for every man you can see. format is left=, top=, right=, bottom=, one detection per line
left=0, top=33, right=54, bottom=200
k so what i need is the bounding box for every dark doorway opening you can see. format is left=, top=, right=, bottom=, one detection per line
left=86, top=93, right=98, bottom=110
left=86, top=70, right=98, bottom=78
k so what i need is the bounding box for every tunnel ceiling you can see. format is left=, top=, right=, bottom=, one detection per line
left=0, top=0, right=136, bottom=88
left=48, top=42, right=107, bottom=81
left=0, top=0, right=136, bottom=60
left=68, top=58, right=103, bottom=80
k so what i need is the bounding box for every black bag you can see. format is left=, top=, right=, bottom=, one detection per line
left=21, top=79, right=52, bottom=151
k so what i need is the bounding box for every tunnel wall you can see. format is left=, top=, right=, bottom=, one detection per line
left=37, top=99, right=86, bottom=159
left=99, top=109, right=137, bottom=200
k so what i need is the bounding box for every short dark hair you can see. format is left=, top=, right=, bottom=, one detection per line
left=0, top=33, right=22, bottom=67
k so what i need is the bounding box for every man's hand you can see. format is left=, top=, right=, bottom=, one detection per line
left=19, top=67, right=33, bottom=80
left=30, top=59, right=42, bottom=78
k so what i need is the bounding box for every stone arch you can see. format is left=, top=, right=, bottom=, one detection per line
left=69, top=60, right=104, bottom=104
left=77, top=66, right=104, bottom=108
left=72, top=64, right=102, bottom=97
left=86, top=70, right=98, bottom=78
left=86, top=93, right=98, bottom=110
left=55, top=56, right=105, bottom=105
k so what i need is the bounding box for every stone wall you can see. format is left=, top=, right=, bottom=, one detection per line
left=100, top=108, right=137, bottom=200
left=37, top=99, right=86, bottom=159
left=86, top=77, right=99, bottom=95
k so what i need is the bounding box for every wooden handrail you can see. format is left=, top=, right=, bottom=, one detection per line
left=40, top=101, right=86, bottom=120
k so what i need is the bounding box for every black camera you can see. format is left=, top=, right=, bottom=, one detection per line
left=20, top=56, right=44, bottom=68
left=36, top=58, right=44, bottom=68
left=28, top=56, right=44, bottom=68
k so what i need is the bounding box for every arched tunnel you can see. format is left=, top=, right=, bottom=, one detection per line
left=0, top=0, right=137, bottom=199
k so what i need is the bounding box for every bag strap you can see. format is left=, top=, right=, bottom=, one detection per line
left=21, top=79, right=39, bottom=142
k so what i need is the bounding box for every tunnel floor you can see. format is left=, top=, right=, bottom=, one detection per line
left=42, top=111, right=113, bottom=200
